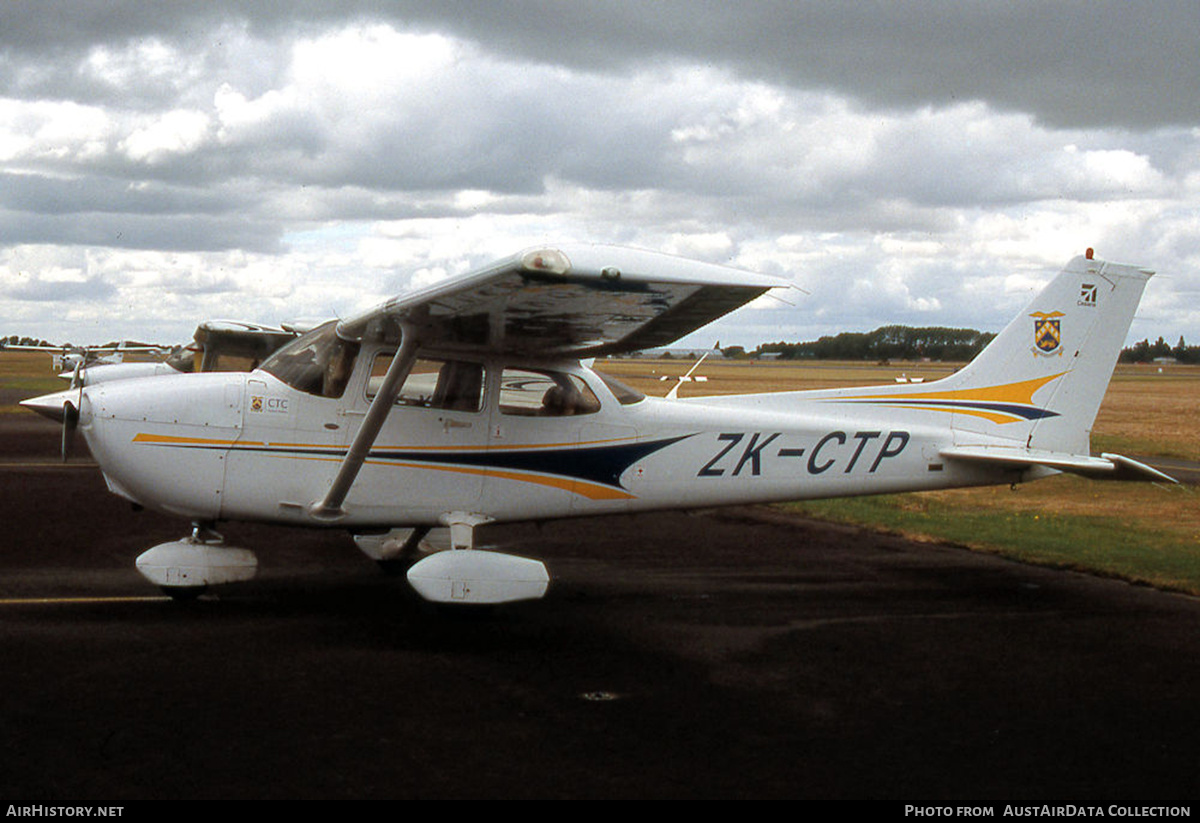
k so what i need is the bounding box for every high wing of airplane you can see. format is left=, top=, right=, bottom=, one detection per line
left=21, top=244, right=1172, bottom=605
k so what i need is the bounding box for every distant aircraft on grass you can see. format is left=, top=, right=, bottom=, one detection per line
left=4, top=340, right=165, bottom=375
left=22, top=244, right=1173, bottom=605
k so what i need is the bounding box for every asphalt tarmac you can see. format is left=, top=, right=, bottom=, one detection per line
left=2, top=418, right=1199, bottom=801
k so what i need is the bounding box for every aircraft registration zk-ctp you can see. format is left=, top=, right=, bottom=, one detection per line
left=22, top=244, right=1173, bottom=604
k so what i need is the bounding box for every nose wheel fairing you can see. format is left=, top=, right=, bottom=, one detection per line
left=136, top=525, right=258, bottom=595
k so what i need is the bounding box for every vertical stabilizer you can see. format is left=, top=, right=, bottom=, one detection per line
left=936, top=252, right=1153, bottom=454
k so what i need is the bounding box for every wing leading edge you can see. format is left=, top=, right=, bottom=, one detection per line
left=336, top=244, right=789, bottom=356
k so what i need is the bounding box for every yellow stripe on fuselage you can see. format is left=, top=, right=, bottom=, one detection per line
left=851, top=372, right=1065, bottom=405
left=133, top=433, right=263, bottom=447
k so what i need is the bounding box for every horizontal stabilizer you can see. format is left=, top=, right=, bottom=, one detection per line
left=942, top=446, right=1177, bottom=483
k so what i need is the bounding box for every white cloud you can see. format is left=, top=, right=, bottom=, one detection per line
left=119, top=109, right=211, bottom=164
left=82, top=38, right=190, bottom=94
left=0, top=98, right=113, bottom=165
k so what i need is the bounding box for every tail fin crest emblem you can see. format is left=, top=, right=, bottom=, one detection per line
left=1031, top=311, right=1064, bottom=356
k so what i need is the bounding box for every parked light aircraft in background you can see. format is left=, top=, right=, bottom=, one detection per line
left=63, top=320, right=309, bottom=387
left=22, top=244, right=1172, bottom=604
left=4, top=340, right=165, bottom=375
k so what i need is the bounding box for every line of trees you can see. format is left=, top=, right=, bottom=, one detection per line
left=0, top=335, right=161, bottom=350
left=721, top=327, right=1199, bottom=364
left=1119, top=336, right=1200, bottom=364
left=736, top=325, right=998, bottom=362
left=0, top=335, right=56, bottom=348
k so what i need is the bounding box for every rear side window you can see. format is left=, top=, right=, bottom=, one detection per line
left=499, top=368, right=600, bottom=417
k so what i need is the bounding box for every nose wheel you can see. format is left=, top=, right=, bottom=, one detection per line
left=136, top=521, right=258, bottom=599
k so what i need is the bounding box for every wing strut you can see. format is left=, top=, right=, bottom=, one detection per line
left=308, top=323, right=420, bottom=521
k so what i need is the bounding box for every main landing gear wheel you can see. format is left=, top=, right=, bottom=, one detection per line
left=375, top=559, right=412, bottom=576
left=159, top=585, right=208, bottom=601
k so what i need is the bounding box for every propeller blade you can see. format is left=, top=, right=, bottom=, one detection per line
left=61, top=401, right=78, bottom=463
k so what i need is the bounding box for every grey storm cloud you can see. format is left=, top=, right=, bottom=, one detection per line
left=7, top=272, right=115, bottom=302
left=2, top=1, right=1195, bottom=130
left=389, top=1, right=1200, bottom=131
left=0, top=211, right=284, bottom=254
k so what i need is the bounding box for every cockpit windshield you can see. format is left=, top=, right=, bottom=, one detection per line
left=260, top=320, right=360, bottom=398
left=164, top=345, right=197, bottom=373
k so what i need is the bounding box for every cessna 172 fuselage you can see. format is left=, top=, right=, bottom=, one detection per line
left=22, top=244, right=1171, bottom=604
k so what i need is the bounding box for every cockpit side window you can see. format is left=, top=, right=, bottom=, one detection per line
left=260, top=321, right=360, bottom=399
left=594, top=370, right=646, bottom=405
left=367, top=354, right=485, bottom=413
left=499, top=368, right=601, bottom=417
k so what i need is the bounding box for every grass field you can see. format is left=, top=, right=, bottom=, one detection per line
left=4, top=350, right=1198, bottom=593
left=0, top=351, right=70, bottom=405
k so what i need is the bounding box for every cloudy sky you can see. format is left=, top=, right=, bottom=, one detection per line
left=2, top=1, right=1197, bottom=349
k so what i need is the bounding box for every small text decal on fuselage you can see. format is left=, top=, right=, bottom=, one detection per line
left=250, top=395, right=290, bottom=414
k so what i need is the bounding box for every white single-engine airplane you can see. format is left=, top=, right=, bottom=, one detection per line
left=22, top=244, right=1172, bottom=604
